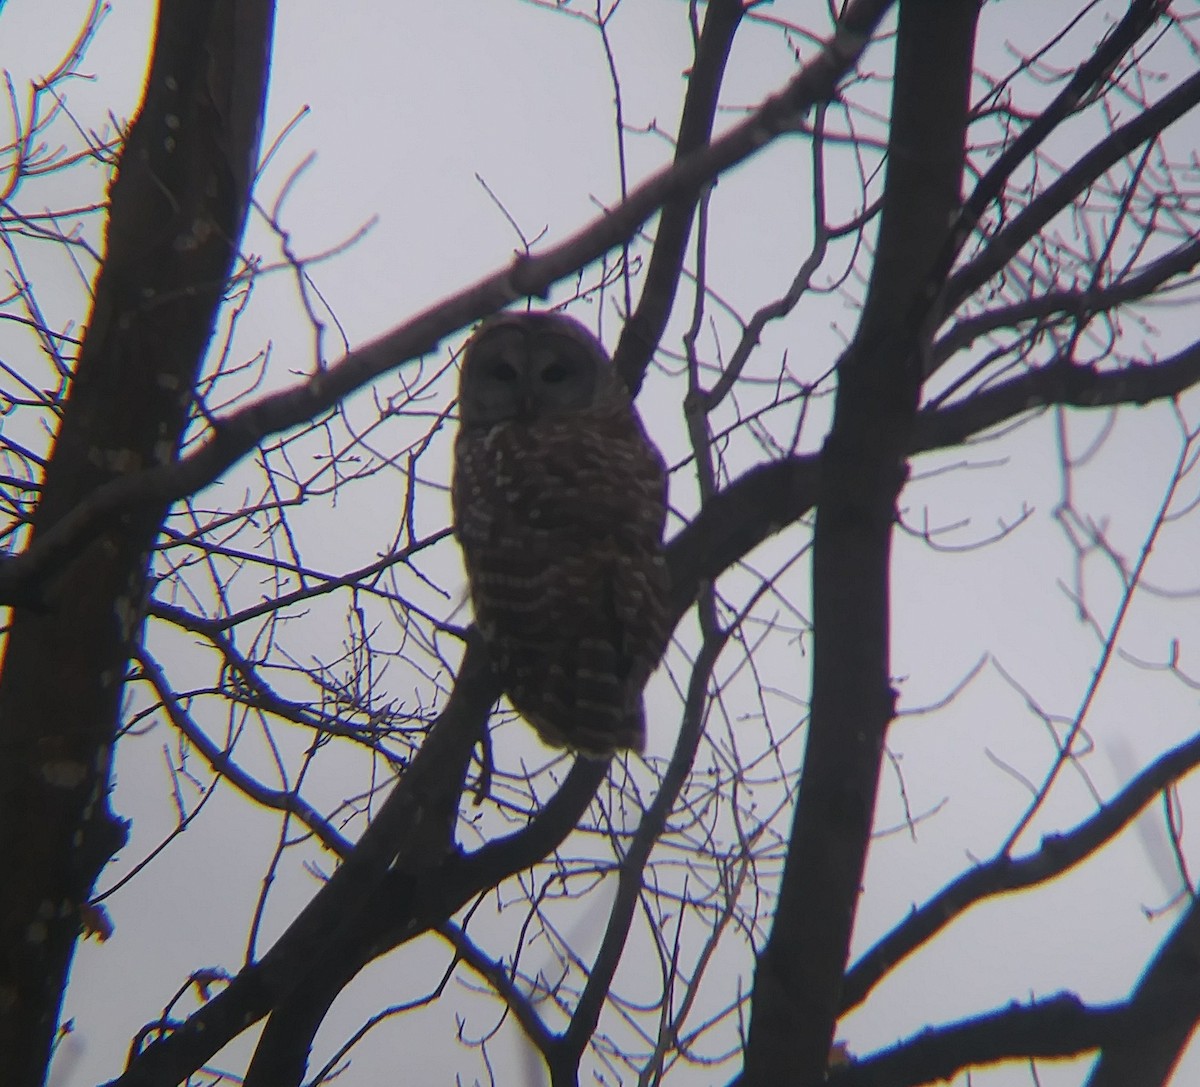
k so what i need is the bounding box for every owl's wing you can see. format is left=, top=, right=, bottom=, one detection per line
left=451, top=410, right=670, bottom=755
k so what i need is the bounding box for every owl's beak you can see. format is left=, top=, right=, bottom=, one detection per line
left=515, top=379, right=537, bottom=423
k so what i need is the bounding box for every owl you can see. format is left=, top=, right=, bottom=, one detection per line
left=451, top=311, right=671, bottom=757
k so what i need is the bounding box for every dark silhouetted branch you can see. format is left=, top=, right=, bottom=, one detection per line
left=828, top=989, right=1200, bottom=1087
left=1085, top=892, right=1200, bottom=1087
left=914, top=339, right=1200, bottom=452
left=0, top=0, right=895, bottom=608
left=947, top=66, right=1200, bottom=315
left=844, top=727, right=1200, bottom=1012
left=612, top=0, right=744, bottom=395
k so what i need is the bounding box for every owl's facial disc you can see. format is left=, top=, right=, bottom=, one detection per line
left=461, top=326, right=598, bottom=426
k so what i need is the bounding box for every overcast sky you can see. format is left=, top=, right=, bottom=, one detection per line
left=4, top=2, right=1200, bottom=1085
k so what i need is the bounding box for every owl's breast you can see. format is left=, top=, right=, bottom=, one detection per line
left=453, top=410, right=666, bottom=553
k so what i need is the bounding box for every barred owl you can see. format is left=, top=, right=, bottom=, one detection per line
left=451, top=311, right=670, bottom=757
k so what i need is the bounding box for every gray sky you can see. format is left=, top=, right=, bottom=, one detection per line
left=3, top=2, right=1199, bottom=1085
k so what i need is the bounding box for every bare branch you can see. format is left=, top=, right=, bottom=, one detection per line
left=0, top=0, right=895, bottom=606
left=915, top=339, right=1200, bottom=453
left=828, top=989, right=1200, bottom=1087
left=134, top=649, right=352, bottom=857
left=843, top=725, right=1200, bottom=1012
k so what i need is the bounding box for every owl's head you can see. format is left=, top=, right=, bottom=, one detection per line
left=457, top=312, right=621, bottom=428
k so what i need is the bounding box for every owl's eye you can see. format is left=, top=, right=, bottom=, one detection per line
left=541, top=362, right=568, bottom=384
left=491, top=361, right=519, bottom=382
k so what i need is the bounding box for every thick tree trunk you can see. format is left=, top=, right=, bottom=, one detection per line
left=0, top=3, right=274, bottom=1082
left=739, top=2, right=981, bottom=1083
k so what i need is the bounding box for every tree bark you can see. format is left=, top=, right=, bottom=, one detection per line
left=0, top=3, right=274, bottom=1082
left=739, top=2, right=981, bottom=1083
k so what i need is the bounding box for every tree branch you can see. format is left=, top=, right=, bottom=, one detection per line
left=843, top=726, right=1200, bottom=1012
left=828, top=989, right=1200, bottom=1087
left=108, top=635, right=498, bottom=1087
left=1085, top=892, right=1200, bottom=1087
left=551, top=616, right=729, bottom=1081
left=947, top=66, right=1200, bottom=316
left=914, top=339, right=1200, bottom=453
left=611, top=0, right=744, bottom=395
left=134, top=649, right=352, bottom=858
left=0, top=0, right=895, bottom=607
left=929, top=235, right=1200, bottom=371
